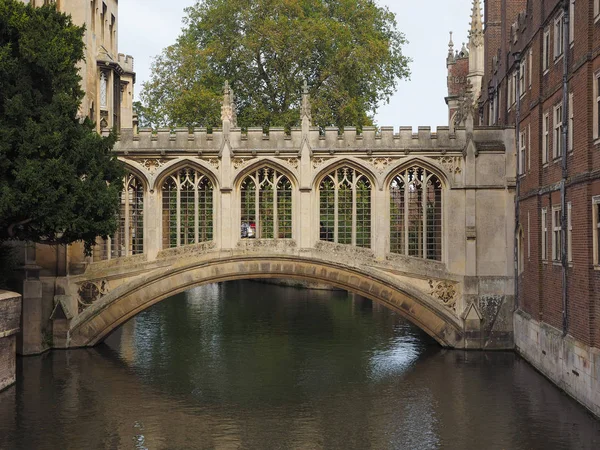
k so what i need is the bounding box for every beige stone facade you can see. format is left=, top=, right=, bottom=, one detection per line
left=20, top=0, right=136, bottom=131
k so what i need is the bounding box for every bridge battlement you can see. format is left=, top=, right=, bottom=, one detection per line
left=116, top=125, right=509, bottom=155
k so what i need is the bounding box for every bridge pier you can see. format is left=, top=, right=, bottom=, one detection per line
left=0, top=291, right=21, bottom=391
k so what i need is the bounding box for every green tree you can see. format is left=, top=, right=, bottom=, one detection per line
left=140, top=0, right=410, bottom=130
left=0, top=0, right=124, bottom=253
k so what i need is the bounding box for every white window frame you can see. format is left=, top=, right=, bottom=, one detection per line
left=568, top=92, right=573, bottom=153
left=594, top=196, right=600, bottom=267
left=567, top=202, right=572, bottom=263
left=507, top=74, right=513, bottom=111
left=594, top=72, right=600, bottom=140
left=554, top=103, right=563, bottom=159
left=554, top=13, right=564, bottom=61
left=542, top=112, right=550, bottom=164
left=518, top=228, right=525, bottom=275
left=527, top=211, right=531, bottom=259
left=543, top=28, right=550, bottom=73
left=519, top=129, right=526, bottom=175
left=528, top=48, right=533, bottom=89
left=541, top=208, right=548, bottom=261
left=569, top=0, right=575, bottom=46
left=519, top=61, right=525, bottom=96
left=595, top=0, right=600, bottom=22
left=552, top=206, right=562, bottom=262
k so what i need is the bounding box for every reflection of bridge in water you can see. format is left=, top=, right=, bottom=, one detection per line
left=51, top=88, right=515, bottom=350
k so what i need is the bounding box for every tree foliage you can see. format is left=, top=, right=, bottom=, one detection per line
left=0, top=0, right=124, bottom=253
left=139, top=0, right=410, bottom=130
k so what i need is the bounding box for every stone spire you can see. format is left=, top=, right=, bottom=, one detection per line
left=467, top=0, right=484, bottom=111
left=447, top=32, right=456, bottom=65
left=469, top=0, right=484, bottom=48
left=301, top=80, right=312, bottom=126
left=221, top=81, right=237, bottom=128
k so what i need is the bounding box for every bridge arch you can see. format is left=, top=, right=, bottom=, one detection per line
left=68, top=256, right=464, bottom=349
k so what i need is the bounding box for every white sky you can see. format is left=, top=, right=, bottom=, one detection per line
left=119, top=0, right=473, bottom=130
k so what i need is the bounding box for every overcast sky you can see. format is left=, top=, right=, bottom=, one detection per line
left=119, top=0, right=473, bottom=130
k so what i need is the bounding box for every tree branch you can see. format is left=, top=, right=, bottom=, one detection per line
left=7, top=219, right=33, bottom=238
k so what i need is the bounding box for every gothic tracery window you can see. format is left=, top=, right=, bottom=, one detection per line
left=240, top=167, right=292, bottom=239
left=161, top=168, right=213, bottom=249
left=319, top=167, right=371, bottom=248
left=96, top=173, right=144, bottom=260
left=390, top=167, right=442, bottom=261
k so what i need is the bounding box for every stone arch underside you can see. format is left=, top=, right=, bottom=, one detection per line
left=68, top=256, right=465, bottom=348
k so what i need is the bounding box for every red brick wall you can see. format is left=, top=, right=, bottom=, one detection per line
left=484, top=0, right=600, bottom=348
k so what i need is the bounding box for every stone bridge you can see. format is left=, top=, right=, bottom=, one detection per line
left=42, top=90, right=516, bottom=350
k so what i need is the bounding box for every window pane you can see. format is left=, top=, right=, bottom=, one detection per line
left=407, top=167, right=424, bottom=258
left=241, top=176, right=256, bottom=239
left=426, top=175, right=442, bottom=261
left=319, top=177, right=335, bottom=242
left=356, top=177, right=371, bottom=248
left=277, top=177, right=292, bottom=239
left=390, top=176, right=405, bottom=255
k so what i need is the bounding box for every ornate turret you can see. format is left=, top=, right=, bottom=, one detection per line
left=447, top=32, right=455, bottom=65
left=467, top=0, right=484, bottom=103
left=221, top=81, right=237, bottom=129
left=301, top=80, right=312, bottom=127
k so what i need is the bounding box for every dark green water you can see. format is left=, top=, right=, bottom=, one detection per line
left=1, top=281, right=599, bottom=450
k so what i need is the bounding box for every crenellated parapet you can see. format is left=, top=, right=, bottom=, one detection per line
left=115, top=125, right=508, bottom=157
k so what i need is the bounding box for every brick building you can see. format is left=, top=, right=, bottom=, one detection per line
left=476, top=0, right=599, bottom=417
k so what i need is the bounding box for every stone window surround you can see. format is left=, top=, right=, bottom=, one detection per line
left=553, top=103, right=563, bottom=160
left=554, top=12, right=564, bottom=62
left=519, top=128, right=526, bottom=176
left=543, top=28, right=550, bottom=73
left=552, top=205, right=561, bottom=263
left=569, top=0, right=575, bottom=46
left=543, top=112, right=550, bottom=165
left=593, top=196, right=600, bottom=268
left=594, top=71, right=600, bottom=143
left=567, top=201, right=572, bottom=264
left=541, top=207, right=548, bottom=261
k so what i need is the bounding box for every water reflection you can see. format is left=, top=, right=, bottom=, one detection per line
left=0, top=281, right=599, bottom=450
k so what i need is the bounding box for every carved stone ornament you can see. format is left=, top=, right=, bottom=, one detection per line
left=207, top=158, right=220, bottom=170
left=428, top=280, right=458, bottom=312
left=367, top=157, right=394, bottom=174
left=284, top=157, right=299, bottom=169
left=78, top=280, right=109, bottom=313
left=437, top=156, right=462, bottom=174
left=312, top=157, right=329, bottom=170
left=142, top=158, right=167, bottom=175
left=232, top=158, right=250, bottom=170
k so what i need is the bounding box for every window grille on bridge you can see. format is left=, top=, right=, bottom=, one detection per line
left=390, top=167, right=442, bottom=261
left=95, top=173, right=144, bottom=260
left=161, top=168, right=213, bottom=248
left=319, top=167, right=371, bottom=247
left=240, top=168, right=292, bottom=239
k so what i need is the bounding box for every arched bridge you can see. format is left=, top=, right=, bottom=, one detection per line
left=52, top=91, right=516, bottom=350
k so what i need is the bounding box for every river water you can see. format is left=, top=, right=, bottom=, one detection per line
left=1, top=281, right=599, bottom=450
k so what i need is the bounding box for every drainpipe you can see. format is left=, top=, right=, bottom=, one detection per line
left=561, top=1, right=570, bottom=336
left=514, top=51, right=522, bottom=312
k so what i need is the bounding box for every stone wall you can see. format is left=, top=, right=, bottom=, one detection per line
left=514, top=310, right=600, bottom=419
left=0, top=291, right=21, bottom=391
